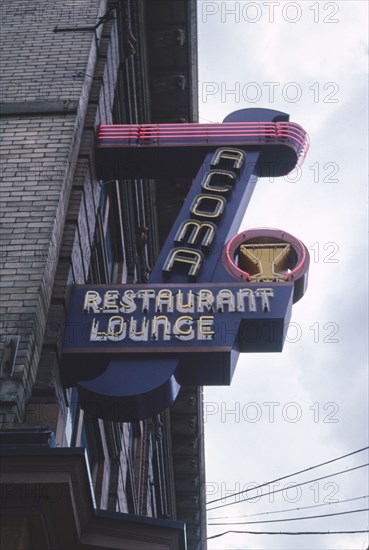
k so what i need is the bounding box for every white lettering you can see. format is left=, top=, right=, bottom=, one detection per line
left=156, top=289, right=174, bottom=312
left=84, top=291, right=101, bottom=313
left=197, top=289, right=215, bottom=312
left=107, top=316, right=126, bottom=341
left=103, top=290, right=119, bottom=313
left=129, top=317, right=149, bottom=341
left=255, top=288, right=274, bottom=312
left=119, top=290, right=136, bottom=313
left=137, top=289, right=156, bottom=312
left=216, top=289, right=236, bottom=312
left=151, top=315, right=171, bottom=341
left=175, top=290, right=195, bottom=312
left=198, top=316, right=215, bottom=340
left=173, top=316, right=195, bottom=341
left=237, top=288, right=257, bottom=312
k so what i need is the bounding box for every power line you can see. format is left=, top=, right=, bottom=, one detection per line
left=208, top=494, right=369, bottom=521
left=207, top=463, right=369, bottom=511
left=206, top=445, right=368, bottom=506
left=208, top=506, right=369, bottom=526
left=207, top=530, right=369, bottom=540
left=198, top=116, right=219, bottom=124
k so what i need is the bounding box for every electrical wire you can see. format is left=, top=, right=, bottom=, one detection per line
left=207, top=506, right=369, bottom=526
left=207, top=463, right=369, bottom=511
left=208, top=494, right=369, bottom=521
left=207, top=530, right=369, bottom=540
left=206, top=445, right=368, bottom=506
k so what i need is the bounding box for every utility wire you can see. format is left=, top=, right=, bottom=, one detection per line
left=198, top=116, right=219, bottom=124
left=207, top=506, right=369, bottom=526
left=206, top=445, right=368, bottom=506
left=207, top=530, right=369, bottom=540
left=208, top=494, right=369, bottom=521
left=207, top=463, right=369, bottom=511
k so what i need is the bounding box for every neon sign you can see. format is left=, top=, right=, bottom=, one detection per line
left=161, top=147, right=245, bottom=279
left=62, top=108, right=310, bottom=421
left=64, top=283, right=281, bottom=347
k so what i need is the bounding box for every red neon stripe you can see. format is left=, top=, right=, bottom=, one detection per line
left=139, top=129, right=277, bottom=134
left=98, top=129, right=306, bottom=139
left=99, top=123, right=306, bottom=132
left=99, top=133, right=278, bottom=138
left=98, top=123, right=308, bottom=133
left=99, top=127, right=278, bottom=134
left=99, top=123, right=279, bottom=130
left=100, top=129, right=279, bottom=135
left=98, top=135, right=304, bottom=144
left=97, top=121, right=310, bottom=167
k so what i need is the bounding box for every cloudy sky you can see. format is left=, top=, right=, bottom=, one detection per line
left=197, top=1, right=369, bottom=548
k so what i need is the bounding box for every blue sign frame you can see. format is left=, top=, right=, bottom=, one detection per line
left=62, top=108, right=310, bottom=421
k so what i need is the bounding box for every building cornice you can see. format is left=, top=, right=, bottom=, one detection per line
left=0, top=447, right=186, bottom=549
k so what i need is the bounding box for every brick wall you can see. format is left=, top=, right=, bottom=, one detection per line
left=0, top=0, right=109, bottom=423
left=0, top=1, right=102, bottom=104
left=0, top=0, right=182, bottom=532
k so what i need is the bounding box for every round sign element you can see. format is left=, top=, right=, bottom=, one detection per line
left=223, top=228, right=310, bottom=303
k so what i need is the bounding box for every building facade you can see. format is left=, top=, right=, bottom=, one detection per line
left=0, top=1, right=207, bottom=548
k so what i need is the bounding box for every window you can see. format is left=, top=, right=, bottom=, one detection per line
left=89, top=182, right=127, bottom=284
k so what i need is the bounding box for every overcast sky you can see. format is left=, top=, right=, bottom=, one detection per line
left=197, top=1, right=369, bottom=548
